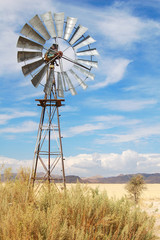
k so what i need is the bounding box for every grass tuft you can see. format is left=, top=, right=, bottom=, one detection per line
left=0, top=169, right=157, bottom=239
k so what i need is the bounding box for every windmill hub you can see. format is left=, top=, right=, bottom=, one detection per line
left=44, top=44, right=63, bottom=64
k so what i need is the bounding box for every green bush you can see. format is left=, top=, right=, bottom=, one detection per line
left=0, top=170, right=156, bottom=240
left=125, top=174, right=146, bottom=204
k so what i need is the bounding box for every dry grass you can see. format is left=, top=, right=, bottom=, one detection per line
left=0, top=172, right=158, bottom=240
left=67, top=183, right=160, bottom=238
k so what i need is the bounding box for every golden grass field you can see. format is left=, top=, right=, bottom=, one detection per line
left=0, top=178, right=159, bottom=239
left=67, top=183, right=160, bottom=238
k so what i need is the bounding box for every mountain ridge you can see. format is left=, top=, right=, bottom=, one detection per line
left=1, top=173, right=160, bottom=183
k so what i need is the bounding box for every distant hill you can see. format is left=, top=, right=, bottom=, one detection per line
left=1, top=173, right=160, bottom=183
left=82, top=173, right=160, bottom=184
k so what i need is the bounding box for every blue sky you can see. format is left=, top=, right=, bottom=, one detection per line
left=1, top=0, right=160, bottom=177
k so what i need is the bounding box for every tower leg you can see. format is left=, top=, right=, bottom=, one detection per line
left=56, top=106, right=66, bottom=189
left=31, top=105, right=46, bottom=187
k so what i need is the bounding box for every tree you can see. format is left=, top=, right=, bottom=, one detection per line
left=125, top=174, right=146, bottom=204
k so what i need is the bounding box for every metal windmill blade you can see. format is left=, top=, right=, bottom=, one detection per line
left=73, top=36, right=96, bottom=50
left=20, top=23, right=46, bottom=45
left=57, top=72, right=64, bottom=98
left=63, top=72, right=77, bottom=95
left=31, top=65, right=48, bottom=88
left=76, top=59, right=98, bottom=68
left=64, top=17, right=77, bottom=40
left=69, top=25, right=88, bottom=45
left=54, top=12, right=64, bottom=38
left=17, top=11, right=99, bottom=96
left=73, top=64, right=95, bottom=80
left=41, top=11, right=57, bottom=38
left=17, top=51, right=42, bottom=63
left=22, top=58, right=44, bottom=76
left=44, top=68, right=54, bottom=95
left=29, top=14, right=50, bottom=40
left=17, top=36, right=43, bottom=50
left=76, top=48, right=99, bottom=56
left=69, top=69, right=88, bottom=90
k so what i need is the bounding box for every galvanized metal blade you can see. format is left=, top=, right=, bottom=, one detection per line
left=17, top=36, right=43, bottom=51
left=63, top=72, right=77, bottom=95
left=64, top=17, right=77, bottom=40
left=73, top=64, right=95, bottom=80
left=54, top=12, right=64, bottom=38
left=41, top=11, right=56, bottom=38
left=69, top=25, right=88, bottom=45
left=76, top=48, right=99, bottom=56
left=44, top=68, right=54, bottom=95
left=29, top=14, right=50, bottom=40
left=57, top=72, right=64, bottom=98
left=31, top=65, right=48, bottom=88
left=59, top=59, right=67, bottom=91
left=20, top=23, right=45, bottom=45
left=69, top=69, right=88, bottom=90
left=17, top=51, right=42, bottom=63
left=76, top=59, right=98, bottom=68
left=22, top=58, right=44, bottom=76
left=60, top=72, right=67, bottom=91
left=73, top=36, right=96, bottom=50
left=62, top=55, right=90, bottom=70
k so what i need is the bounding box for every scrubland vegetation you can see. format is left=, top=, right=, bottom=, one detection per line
left=0, top=168, right=157, bottom=240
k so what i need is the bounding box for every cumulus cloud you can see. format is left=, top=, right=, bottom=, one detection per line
left=1, top=150, right=160, bottom=177
left=64, top=150, right=160, bottom=176
left=0, top=156, right=32, bottom=172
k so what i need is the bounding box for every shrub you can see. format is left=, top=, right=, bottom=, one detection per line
left=125, top=174, right=146, bottom=204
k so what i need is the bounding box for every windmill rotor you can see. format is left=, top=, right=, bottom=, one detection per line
left=17, top=11, right=99, bottom=96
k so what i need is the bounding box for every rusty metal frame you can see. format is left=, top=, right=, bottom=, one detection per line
left=30, top=67, right=66, bottom=191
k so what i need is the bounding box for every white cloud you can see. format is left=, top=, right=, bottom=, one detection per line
left=107, top=99, right=157, bottom=111
left=95, top=6, right=160, bottom=47
left=0, top=156, right=32, bottom=172
left=89, top=98, right=157, bottom=112
left=1, top=150, right=160, bottom=177
left=96, top=124, right=160, bottom=144
left=93, top=115, right=140, bottom=126
left=63, top=123, right=105, bottom=138
left=0, top=121, right=38, bottom=134
left=18, top=91, right=45, bottom=100
left=92, top=58, right=131, bottom=89
left=63, top=114, right=140, bottom=138
left=0, top=110, right=38, bottom=125
left=65, top=150, right=160, bottom=176
left=97, top=9, right=143, bottom=46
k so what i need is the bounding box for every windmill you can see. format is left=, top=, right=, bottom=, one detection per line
left=17, top=12, right=99, bottom=189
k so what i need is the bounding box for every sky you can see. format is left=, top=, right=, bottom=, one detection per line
left=1, top=0, right=160, bottom=177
